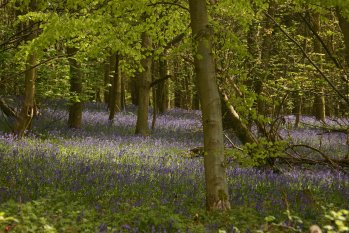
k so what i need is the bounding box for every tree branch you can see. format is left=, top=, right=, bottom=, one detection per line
left=147, top=1, right=189, bottom=11
left=265, top=12, right=349, bottom=106
left=300, top=13, right=348, bottom=82
left=150, top=75, right=171, bottom=87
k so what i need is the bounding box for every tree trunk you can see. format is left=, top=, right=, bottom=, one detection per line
left=337, top=10, right=349, bottom=68
left=109, top=54, right=120, bottom=121
left=292, top=93, right=302, bottom=128
left=189, top=0, right=230, bottom=211
left=157, top=56, right=169, bottom=113
left=311, top=12, right=326, bottom=121
left=121, top=71, right=126, bottom=111
left=192, top=88, right=200, bottom=110
left=130, top=74, right=139, bottom=106
left=13, top=0, right=37, bottom=137
left=14, top=53, right=36, bottom=137
left=67, top=47, right=83, bottom=129
left=135, top=32, right=152, bottom=136
left=221, top=92, right=257, bottom=144
left=103, top=59, right=111, bottom=104
left=257, top=2, right=276, bottom=116
left=337, top=10, right=349, bottom=115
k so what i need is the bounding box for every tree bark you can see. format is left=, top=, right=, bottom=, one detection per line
left=13, top=0, right=37, bottom=137
left=109, top=54, right=121, bottom=121
left=135, top=32, right=152, bottom=136
left=130, top=74, right=139, bottom=106
left=14, top=54, right=36, bottom=137
left=157, top=55, right=169, bottom=113
left=337, top=10, right=349, bottom=68
left=337, top=10, right=349, bottom=115
left=311, top=13, right=326, bottom=121
left=103, top=59, right=111, bottom=104
left=121, top=71, right=126, bottom=111
left=67, top=47, right=83, bottom=129
left=221, top=92, right=257, bottom=144
left=189, top=0, right=230, bottom=211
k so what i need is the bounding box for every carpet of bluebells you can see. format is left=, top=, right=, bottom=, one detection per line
left=0, top=103, right=348, bottom=232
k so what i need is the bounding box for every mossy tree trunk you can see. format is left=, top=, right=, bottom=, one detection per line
left=189, top=0, right=230, bottom=211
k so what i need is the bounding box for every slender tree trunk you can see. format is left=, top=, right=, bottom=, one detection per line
left=67, top=47, right=83, bottom=128
left=130, top=74, right=139, bottom=106
left=109, top=54, right=120, bottom=121
left=292, top=93, right=302, bottom=128
left=103, top=59, right=111, bottom=104
left=337, top=10, right=349, bottom=115
left=192, top=89, right=200, bottom=110
left=121, top=71, right=126, bottom=111
left=157, top=55, right=169, bottom=113
left=189, top=0, right=230, bottom=211
left=337, top=10, right=349, bottom=68
left=14, top=53, right=36, bottom=137
left=135, top=32, right=152, bottom=136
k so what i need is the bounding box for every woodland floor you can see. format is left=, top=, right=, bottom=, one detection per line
left=0, top=102, right=348, bottom=232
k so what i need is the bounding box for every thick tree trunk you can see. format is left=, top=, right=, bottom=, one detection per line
left=135, top=32, right=152, bottom=136
left=109, top=54, right=121, bottom=121
left=14, top=53, right=36, bottom=137
left=311, top=13, right=326, bottom=121
left=189, top=0, right=230, bottom=211
left=67, top=47, right=83, bottom=129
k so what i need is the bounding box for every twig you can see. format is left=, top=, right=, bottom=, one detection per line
left=224, top=133, right=243, bottom=151
left=289, top=144, right=340, bottom=169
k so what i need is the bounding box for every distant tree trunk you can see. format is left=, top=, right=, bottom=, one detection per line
left=135, top=32, right=152, bottom=136
left=192, top=88, right=200, bottom=110
left=14, top=53, right=36, bottom=137
left=157, top=56, right=169, bottom=113
left=337, top=10, right=349, bottom=115
left=109, top=54, right=120, bottom=121
left=130, top=74, right=139, bottom=106
left=189, top=0, right=230, bottom=211
left=121, top=72, right=126, bottom=110
left=311, top=13, right=326, bottom=121
left=292, top=93, right=302, bottom=128
left=103, top=59, right=111, bottom=104
left=337, top=10, right=349, bottom=68
left=67, top=47, right=83, bottom=129
left=257, top=2, right=276, bottom=115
